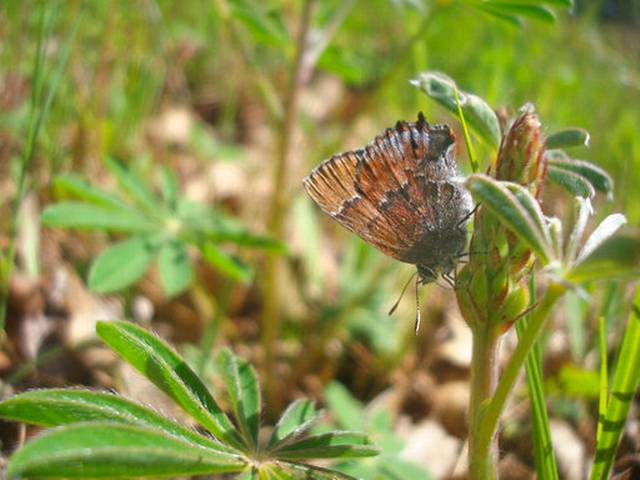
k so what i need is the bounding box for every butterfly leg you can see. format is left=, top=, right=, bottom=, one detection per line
left=442, top=271, right=456, bottom=288
left=457, top=204, right=480, bottom=229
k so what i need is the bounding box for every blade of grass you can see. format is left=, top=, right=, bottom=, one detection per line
left=454, top=82, right=478, bottom=172
left=1, top=6, right=79, bottom=332
left=596, top=316, right=608, bottom=446
left=590, top=287, right=640, bottom=480
left=515, top=277, right=559, bottom=480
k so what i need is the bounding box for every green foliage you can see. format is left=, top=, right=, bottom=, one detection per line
left=1, top=0, right=638, bottom=478
left=42, top=163, right=283, bottom=296
left=516, top=284, right=560, bottom=479
left=417, top=72, right=640, bottom=478
left=412, top=71, right=501, bottom=149
left=323, top=382, right=430, bottom=480
left=591, top=287, right=640, bottom=480
left=0, top=4, right=79, bottom=330
left=0, top=321, right=379, bottom=479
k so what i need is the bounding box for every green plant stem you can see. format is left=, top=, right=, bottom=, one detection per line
left=262, top=0, right=315, bottom=408
left=468, top=322, right=499, bottom=480
left=472, top=281, right=566, bottom=475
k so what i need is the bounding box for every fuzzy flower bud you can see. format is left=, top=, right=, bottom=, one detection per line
left=495, top=109, right=547, bottom=198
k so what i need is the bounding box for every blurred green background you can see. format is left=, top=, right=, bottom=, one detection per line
left=1, top=0, right=639, bottom=477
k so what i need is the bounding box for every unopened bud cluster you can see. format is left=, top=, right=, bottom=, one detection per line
left=458, top=111, right=547, bottom=331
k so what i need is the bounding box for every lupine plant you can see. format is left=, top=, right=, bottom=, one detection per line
left=0, top=320, right=378, bottom=479
left=322, top=381, right=429, bottom=479
left=41, top=159, right=282, bottom=296
left=414, top=72, right=640, bottom=479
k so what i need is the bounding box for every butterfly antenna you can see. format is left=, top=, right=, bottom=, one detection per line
left=388, top=271, right=418, bottom=316
left=414, top=275, right=421, bottom=334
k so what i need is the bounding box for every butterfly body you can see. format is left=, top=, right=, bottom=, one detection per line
left=303, top=113, right=472, bottom=284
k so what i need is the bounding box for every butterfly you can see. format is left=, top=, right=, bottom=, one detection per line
left=302, top=113, right=472, bottom=329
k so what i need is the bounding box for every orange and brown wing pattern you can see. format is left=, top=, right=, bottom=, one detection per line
left=303, top=113, right=467, bottom=265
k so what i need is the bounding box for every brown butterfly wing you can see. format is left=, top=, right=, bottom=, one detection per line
left=303, top=113, right=464, bottom=264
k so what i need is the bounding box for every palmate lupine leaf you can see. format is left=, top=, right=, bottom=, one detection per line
left=158, top=240, right=193, bottom=297
left=474, top=2, right=557, bottom=24
left=466, top=174, right=554, bottom=264
left=545, top=128, right=590, bottom=149
left=6, top=422, right=246, bottom=479
left=51, top=174, right=130, bottom=210
left=159, top=165, right=180, bottom=211
left=546, top=151, right=614, bottom=196
left=88, top=235, right=161, bottom=293
left=268, top=399, right=318, bottom=449
left=273, top=431, right=380, bottom=459
left=96, top=321, right=244, bottom=450
left=566, top=233, right=640, bottom=283
left=1, top=321, right=380, bottom=479
left=577, top=214, right=627, bottom=263
left=104, top=156, right=159, bottom=213
left=277, top=460, right=360, bottom=479
left=218, top=348, right=261, bottom=449
left=41, top=201, right=156, bottom=232
left=411, top=71, right=501, bottom=149
left=201, top=242, right=253, bottom=283
left=546, top=166, right=596, bottom=198
left=0, top=389, right=235, bottom=453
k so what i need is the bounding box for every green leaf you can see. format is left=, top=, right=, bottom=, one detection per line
left=96, top=321, right=244, bottom=449
left=160, top=166, right=180, bottom=211
left=323, top=382, right=365, bottom=431
left=229, top=1, right=290, bottom=50
left=52, top=174, right=129, bottom=210
left=6, top=422, right=246, bottom=479
left=274, top=432, right=379, bottom=459
left=104, top=156, right=159, bottom=212
left=201, top=242, right=253, bottom=283
left=217, top=348, right=261, bottom=449
left=280, top=461, right=360, bottom=480
left=268, top=399, right=318, bottom=449
left=474, top=4, right=523, bottom=26
left=177, top=200, right=284, bottom=252
left=591, top=289, right=640, bottom=480
left=577, top=214, right=627, bottom=263
left=0, top=389, right=235, bottom=453
left=498, top=0, right=572, bottom=6
left=412, top=71, right=501, bottom=149
left=546, top=152, right=614, bottom=195
left=41, top=201, right=156, bottom=232
left=545, top=128, right=590, bottom=149
left=504, top=182, right=549, bottom=241
left=566, top=233, right=640, bottom=283
left=466, top=174, right=553, bottom=264
left=566, top=196, right=593, bottom=263
left=481, top=2, right=556, bottom=23
left=213, top=214, right=285, bottom=252
left=88, top=235, right=159, bottom=293
left=158, top=241, right=193, bottom=297
left=547, top=166, right=596, bottom=198
left=516, top=278, right=559, bottom=480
